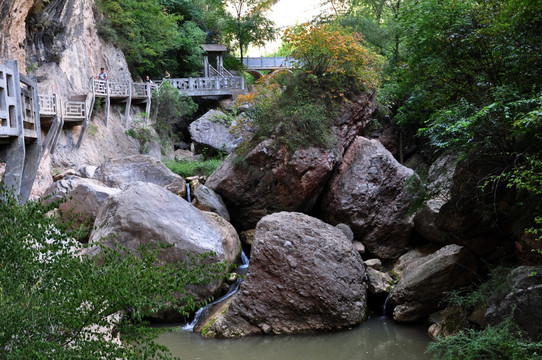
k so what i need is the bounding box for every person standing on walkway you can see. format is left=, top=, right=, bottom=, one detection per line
left=98, top=68, right=108, bottom=81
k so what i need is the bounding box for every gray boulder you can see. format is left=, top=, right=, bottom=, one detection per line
left=336, top=223, right=354, bottom=242
left=192, top=184, right=230, bottom=221
left=414, top=153, right=458, bottom=244
left=485, top=266, right=542, bottom=340
left=366, top=267, right=394, bottom=296
left=43, top=175, right=120, bottom=228
left=189, top=109, right=240, bottom=154
left=88, top=182, right=241, bottom=306
left=320, top=137, right=417, bottom=259
left=389, top=244, right=478, bottom=321
left=205, top=212, right=367, bottom=337
left=93, top=155, right=186, bottom=197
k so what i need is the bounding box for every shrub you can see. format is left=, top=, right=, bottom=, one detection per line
left=126, top=114, right=157, bottom=154
left=164, top=158, right=223, bottom=178
left=284, top=23, right=384, bottom=96
left=427, top=318, right=542, bottom=360
left=0, top=189, right=227, bottom=359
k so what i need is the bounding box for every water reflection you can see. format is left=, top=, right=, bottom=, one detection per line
left=157, top=316, right=431, bottom=360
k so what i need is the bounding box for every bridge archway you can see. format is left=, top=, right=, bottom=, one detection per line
left=247, top=70, right=264, bottom=80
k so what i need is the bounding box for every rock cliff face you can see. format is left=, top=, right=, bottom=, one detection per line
left=0, top=0, right=146, bottom=195
left=0, top=0, right=34, bottom=72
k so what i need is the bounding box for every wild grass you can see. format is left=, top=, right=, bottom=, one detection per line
left=164, top=158, right=222, bottom=178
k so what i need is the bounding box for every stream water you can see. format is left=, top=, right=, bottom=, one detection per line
left=157, top=316, right=431, bottom=360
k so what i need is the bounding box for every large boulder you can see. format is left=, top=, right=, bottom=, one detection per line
left=205, top=212, right=367, bottom=337
left=43, top=175, right=120, bottom=228
left=205, top=98, right=377, bottom=231
left=320, top=136, right=417, bottom=259
left=88, top=182, right=241, bottom=305
left=485, top=266, right=542, bottom=341
left=92, top=155, right=186, bottom=197
left=414, top=153, right=458, bottom=244
left=192, top=184, right=230, bottom=221
left=206, top=140, right=341, bottom=230
left=189, top=109, right=241, bottom=154
left=389, top=244, right=478, bottom=322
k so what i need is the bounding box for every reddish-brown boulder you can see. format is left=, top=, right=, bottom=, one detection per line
left=320, top=137, right=416, bottom=259
left=205, top=98, right=376, bottom=230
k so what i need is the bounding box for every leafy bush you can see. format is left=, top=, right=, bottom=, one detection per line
left=126, top=114, right=157, bottom=154
left=230, top=24, right=383, bottom=157
left=241, top=72, right=336, bottom=154
left=427, top=318, right=542, bottom=360
left=151, top=81, right=198, bottom=154
left=164, top=158, right=223, bottom=178
left=428, top=267, right=541, bottom=359
left=0, top=189, right=226, bottom=359
left=443, top=267, right=512, bottom=312
left=284, top=23, right=383, bottom=96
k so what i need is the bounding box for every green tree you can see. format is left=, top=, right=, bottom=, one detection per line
left=223, top=0, right=277, bottom=65
left=151, top=81, right=198, bottom=151
left=390, top=0, right=542, bottom=244
left=96, top=0, right=183, bottom=76
left=0, top=191, right=226, bottom=359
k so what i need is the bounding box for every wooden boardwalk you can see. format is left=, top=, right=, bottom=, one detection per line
left=0, top=58, right=245, bottom=201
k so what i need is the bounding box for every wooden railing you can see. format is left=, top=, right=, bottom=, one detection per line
left=0, top=61, right=22, bottom=137
left=64, top=101, right=86, bottom=119
left=0, top=60, right=42, bottom=202
left=241, top=56, right=296, bottom=70
left=39, top=94, right=56, bottom=116
left=209, top=65, right=234, bottom=78
left=166, top=76, right=244, bottom=95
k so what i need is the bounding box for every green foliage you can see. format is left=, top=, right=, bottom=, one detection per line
left=164, top=158, right=223, bottom=178
left=87, top=123, right=99, bottom=137
left=0, top=189, right=226, bottom=359
left=95, top=0, right=183, bottom=76
left=163, top=20, right=207, bottom=77
left=151, top=81, right=198, bottom=153
left=284, top=23, right=383, bottom=96
left=443, top=267, right=512, bottom=312
left=161, top=0, right=228, bottom=44
left=237, top=71, right=337, bottom=155
left=395, top=0, right=542, bottom=128
left=233, top=22, right=386, bottom=156
left=126, top=114, right=158, bottom=154
left=379, top=0, right=542, bottom=245
left=427, top=318, right=542, bottom=360
left=223, top=0, right=277, bottom=62
left=429, top=268, right=541, bottom=359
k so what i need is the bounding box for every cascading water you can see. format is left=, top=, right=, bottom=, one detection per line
left=186, top=183, right=191, bottom=203
left=382, top=284, right=396, bottom=316
left=183, top=251, right=249, bottom=331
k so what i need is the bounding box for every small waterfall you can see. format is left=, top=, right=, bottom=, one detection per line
left=240, top=250, right=249, bottom=268
left=382, top=284, right=396, bottom=316
left=182, top=251, right=249, bottom=331
left=186, top=182, right=191, bottom=203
